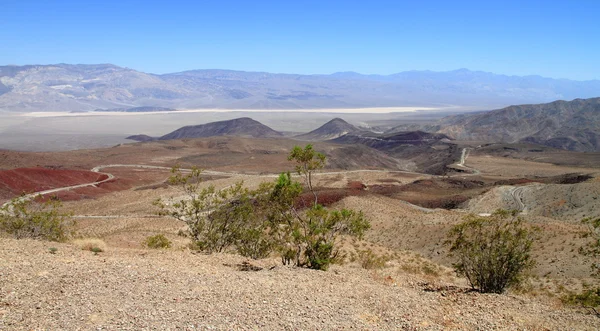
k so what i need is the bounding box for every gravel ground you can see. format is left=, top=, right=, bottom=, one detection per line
left=2, top=238, right=599, bottom=330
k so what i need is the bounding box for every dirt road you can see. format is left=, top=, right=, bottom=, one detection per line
left=509, top=186, right=526, bottom=212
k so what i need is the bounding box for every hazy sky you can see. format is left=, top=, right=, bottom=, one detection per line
left=2, top=0, right=599, bottom=80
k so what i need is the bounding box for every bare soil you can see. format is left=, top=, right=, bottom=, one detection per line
left=2, top=238, right=599, bottom=330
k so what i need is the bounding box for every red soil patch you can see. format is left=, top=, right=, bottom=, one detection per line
left=0, top=167, right=178, bottom=202
left=0, top=167, right=107, bottom=198
left=295, top=181, right=367, bottom=209
left=48, top=178, right=137, bottom=202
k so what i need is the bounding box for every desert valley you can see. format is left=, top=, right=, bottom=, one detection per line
left=1, top=68, right=600, bottom=329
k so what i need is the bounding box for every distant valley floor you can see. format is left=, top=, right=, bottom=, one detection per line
left=0, top=109, right=459, bottom=151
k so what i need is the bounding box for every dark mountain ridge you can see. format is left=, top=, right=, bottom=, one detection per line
left=294, top=118, right=360, bottom=141
left=331, top=131, right=457, bottom=175
left=437, top=97, right=600, bottom=152
left=158, top=117, right=283, bottom=140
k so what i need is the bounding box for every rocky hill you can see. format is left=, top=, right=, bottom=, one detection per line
left=158, top=117, right=283, bottom=140
left=332, top=131, right=458, bottom=175
left=437, top=98, right=600, bottom=151
left=294, top=118, right=360, bottom=141
left=2, top=64, right=600, bottom=112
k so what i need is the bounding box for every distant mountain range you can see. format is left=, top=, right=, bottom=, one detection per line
left=1, top=64, right=600, bottom=112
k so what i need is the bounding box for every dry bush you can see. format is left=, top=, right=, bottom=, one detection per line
left=73, top=238, right=107, bottom=253
left=356, top=249, right=391, bottom=270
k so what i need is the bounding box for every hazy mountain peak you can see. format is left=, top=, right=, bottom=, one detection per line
left=1, top=64, right=600, bottom=112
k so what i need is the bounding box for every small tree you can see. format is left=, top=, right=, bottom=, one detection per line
left=446, top=209, right=537, bottom=293
left=288, top=144, right=326, bottom=206
left=278, top=144, right=370, bottom=270
left=0, top=196, right=74, bottom=242
left=155, top=145, right=370, bottom=270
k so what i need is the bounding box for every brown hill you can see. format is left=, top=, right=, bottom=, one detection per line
left=294, top=118, right=360, bottom=141
left=332, top=131, right=458, bottom=175
left=159, top=117, right=283, bottom=140
left=438, top=97, right=600, bottom=152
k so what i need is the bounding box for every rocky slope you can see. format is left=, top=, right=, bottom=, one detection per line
left=437, top=97, right=600, bottom=151
left=464, top=180, right=600, bottom=222
left=2, top=238, right=599, bottom=330
left=332, top=131, right=458, bottom=175
left=294, top=118, right=360, bottom=141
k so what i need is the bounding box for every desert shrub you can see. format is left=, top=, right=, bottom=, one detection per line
left=0, top=196, right=74, bottom=242
left=73, top=238, right=106, bottom=253
left=446, top=209, right=537, bottom=293
left=357, top=249, right=390, bottom=269
left=155, top=144, right=370, bottom=270
left=421, top=263, right=441, bottom=276
left=563, top=217, right=600, bottom=310
left=580, top=217, right=600, bottom=276
left=563, top=287, right=600, bottom=308
left=155, top=171, right=276, bottom=256
left=143, top=234, right=172, bottom=249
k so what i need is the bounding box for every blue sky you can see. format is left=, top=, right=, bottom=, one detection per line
left=2, top=0, right=599, bottom=80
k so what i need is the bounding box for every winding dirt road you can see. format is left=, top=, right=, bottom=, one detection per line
left=509, top=186, right=527, bottom=213
left=453, top=148, right=480, bottom=175
left=0, top=170, right=115, bottom=209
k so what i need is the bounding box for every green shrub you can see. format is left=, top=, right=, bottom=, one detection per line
left=0, top=196, right=74, bottom=242
left=446, top=209, right=537, bottom=293
left=143, top=234, right=172, bottom=249
left=562, top=287, right=600, bottom=309
left=357, top=249, right=390, bottom=270
left=155, top=144, right=371, bottom=270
